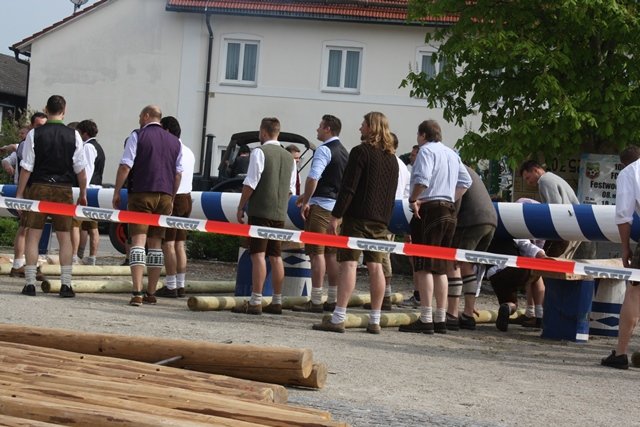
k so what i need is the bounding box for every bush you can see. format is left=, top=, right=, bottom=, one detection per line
left=0, top=217, right=18, bottom=246
left=187, top=232, right=239, bottom=262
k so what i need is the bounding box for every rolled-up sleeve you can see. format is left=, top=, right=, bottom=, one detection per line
left=615, top=168, right=638, bottom=225
left=242, top=148, right=264, bottom=190
left=120, top=131, right=138, bottom=168
left=19, top=130, right=35, bottom=172
left=72, top=131, right=87, bottom=174
left=307, top=145, right=331, bottom=181
left=457, top=159, right=472, bottom=189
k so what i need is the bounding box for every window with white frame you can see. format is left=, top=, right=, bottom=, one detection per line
left=418, top=49, right=446, bottom=79
left=322, top=43, right=363, bottom=93
left=221, top=37, right=260, bottom=86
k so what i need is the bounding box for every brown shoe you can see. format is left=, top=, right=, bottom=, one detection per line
left=263, top=303, right=282, bottom=315
left=9, top=266, right=25, bottom=278
left=129, top=295, right=143, bottom=306
left=36, top=267, right=45, bottom=281
left=521, top=316, right=542, bottom=328
left=142, top=293, right=157, bottom=304
left=366, top=323, right=381, bottom=334
left=292, top=301, right=324, bottom=313
left=312, top=318, right=345, bottom=333
left=363, top=296, right=392, bottom=311
left=231, top=301, right=262, bottom=315
left=177, top=287, right=186, bottom=298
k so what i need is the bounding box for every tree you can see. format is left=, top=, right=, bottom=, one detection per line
left=401, top=0, right=640, bottom=164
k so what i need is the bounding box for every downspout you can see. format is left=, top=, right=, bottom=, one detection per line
left=199, top=11, right=214, bottom=176
left=10, top=48, right=30, bottom=113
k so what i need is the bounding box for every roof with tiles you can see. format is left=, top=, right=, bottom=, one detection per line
left=0, top=54, right=28, bottom=97
left=165, top=0, right=457, bottom=25
left=11, top=0, right=455, bottom=54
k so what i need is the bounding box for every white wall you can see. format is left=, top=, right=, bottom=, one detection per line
left=24, top=1, right=477, bottom=183
left=26, top=0, right=189, bottom=184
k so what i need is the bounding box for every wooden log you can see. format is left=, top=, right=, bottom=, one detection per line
left=0, top=388, right=252, bottom=427
left=0, top=340, right=287, bottom=403
left=0, top=353, right=278, bottom=404
left=0, top=324, right=314, bottom=385
left=41, top=279, right=133, bottom=293
left=39, top=264, right=143, bottom=276
left=285, top=362, right=327, bottom=389
left=188, top=293, right=403, bottom=311
left=0, top=414, right=59, bottom=427
left=0, top=371, right=338, bottom=426
left=41, top=279, right=236, bottom=294
left=326, top=308, right=526, bottom=328
left=159, top=280, right=236, bottom=294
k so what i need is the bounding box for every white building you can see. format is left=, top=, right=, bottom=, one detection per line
left=11, top=0, right=475, bottom=185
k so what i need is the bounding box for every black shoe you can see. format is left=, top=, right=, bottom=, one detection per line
left=434, top=321, right=447, bottom=334
left=601, top=350, right=629, bottom=370
left=59, top=284, right=75, bottom=298
left=459, top=313, right=476, bottom=330
left=399, top=319, right=434, bottom=334
left=121, top=258, right=130, bottom=266
left=21, top=284, right=36, bottom=296
left=323, top=301, right=336, bottom=312
left=496, top=303, right=511, bottom=332
left=445, top=313, right=459, bottom=331
left=156, top=287, right=178, bottom=298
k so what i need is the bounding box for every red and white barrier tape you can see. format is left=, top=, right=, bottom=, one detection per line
left=3, top=196, right=637, bottom=282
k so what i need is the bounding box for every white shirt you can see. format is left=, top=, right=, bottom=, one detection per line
left=410, top=141, right=472, bottom=202
left=243, top=140, right=297, bottom=194
left=2, top=151, right=18, bottom=184
left=177, top=141, right=196, bottom=194
left=83, top=138, right=99, bottom=188
left=615, top=159, right=640, bottom=225
left=395, top=155, right=410, bottom=199
left=21, top=126, right=86, bottom=174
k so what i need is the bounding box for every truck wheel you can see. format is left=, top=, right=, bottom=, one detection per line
left=109, top=223, right=128, bottom=254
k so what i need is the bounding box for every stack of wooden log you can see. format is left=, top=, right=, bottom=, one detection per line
left=0, top=324, right=343, bottom=426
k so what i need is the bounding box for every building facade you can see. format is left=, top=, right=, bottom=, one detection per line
left=11, top=0, right=476, bottom=183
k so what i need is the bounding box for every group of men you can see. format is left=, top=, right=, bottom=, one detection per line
left=12, top=96, right=640, bottom=368
left=7, top=96, right=195, bottom=305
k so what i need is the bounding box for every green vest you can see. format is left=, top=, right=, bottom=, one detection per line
left=248, top=144, right=293, bottom=221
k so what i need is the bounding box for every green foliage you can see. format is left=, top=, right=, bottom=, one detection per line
left=187, top=232, right=239, bottom=262
left=401, top=0, right=640, bottom=165
left=0, top=217, right=18, bottom=247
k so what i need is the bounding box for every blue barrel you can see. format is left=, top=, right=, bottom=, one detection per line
left=282, top=249, right=312, bottom=297
left=589, top=279, right=626, bottom=337
left=542, top=278, right=594, bottom=343
left=234, top=247, right=273, bottom=296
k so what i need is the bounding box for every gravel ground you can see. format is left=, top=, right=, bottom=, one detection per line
left=1, top=255, right=639, bottom=426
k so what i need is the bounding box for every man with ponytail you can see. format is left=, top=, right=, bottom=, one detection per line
left=313, top=111, right=398, bottom=334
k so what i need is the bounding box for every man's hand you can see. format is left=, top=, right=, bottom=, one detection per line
left=77, top=193, right=87, bottom=207
left=300, top=203, right=311, bottom=221
left=621, top=245, right=632, bottom=268
left=409, top=200, right=422, bottom=219
left=327, top=216, right=339, bottom=235
left=237, top=207, right=245, bottom=224
left=112, top=190, right=121, bottom=210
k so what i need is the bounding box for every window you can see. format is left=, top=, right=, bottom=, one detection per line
left=418, top=50, right=446, bottom=79
left=222, top=38, right=259, bottom=86
left=323, top=44, right=362, bottom=93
